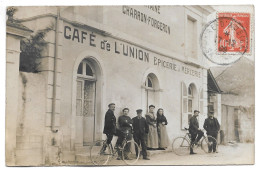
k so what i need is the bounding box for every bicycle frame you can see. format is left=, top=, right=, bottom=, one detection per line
left=103, top=138, right=130, bottom=157
left=172, top=128, right=218, bottom=156
left=180, top=129, right=208, bottom=147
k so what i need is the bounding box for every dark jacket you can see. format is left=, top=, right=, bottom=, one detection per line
left=156, top=114, right=168, bottom=126
left=118, top=115, right=133, bottom=133
left=189, top=115, right=199, bottom=134
left=145, top=113, right=157, bottom=126
left=132, top=116, right=149, bottom=135
left=203, top=117, right=220, bottom=133
left=103, top=109, right=116, bottom=135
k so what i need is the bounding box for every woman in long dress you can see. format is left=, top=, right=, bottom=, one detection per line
left=145, top=105, right=159, bottom=150
left=156, top=108, right=169, bottom=150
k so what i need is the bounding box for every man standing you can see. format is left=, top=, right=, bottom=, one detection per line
left=132, top=109, right=150, bottom=160
left=203, top=110, right=220, bottom=153
left=115, top=108, right=133, bottom=160
left=189, top=110, right=204, bottom=154
left=102, top=103, right=116, bottom=152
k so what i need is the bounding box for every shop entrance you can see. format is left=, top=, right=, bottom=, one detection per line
left=76, top=60, right=97, bottom=145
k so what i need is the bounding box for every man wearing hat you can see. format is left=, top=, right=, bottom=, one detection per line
left=132, top=109, right=150, bottom=160
left=102, top=103, right=116, bottom=153
left=189, top=110, right=204, bottom=154
left=203, top=110, right=220, bottom=153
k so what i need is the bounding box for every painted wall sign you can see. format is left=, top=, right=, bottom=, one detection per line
left=63, top=25, right=200, bottom=78
left=122, top=6, right=171, bottom=35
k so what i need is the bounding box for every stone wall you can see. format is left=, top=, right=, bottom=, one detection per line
left=221, top=105, right=254, bottom=144
left=15, top=72, right=46, bottom=165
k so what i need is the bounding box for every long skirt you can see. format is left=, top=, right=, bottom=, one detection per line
left=157, top=123, right=169, bottom=148
left=147, top=125, right=159, bottom=148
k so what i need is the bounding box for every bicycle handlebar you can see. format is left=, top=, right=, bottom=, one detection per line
left=184, top=127, right=206, bottom=132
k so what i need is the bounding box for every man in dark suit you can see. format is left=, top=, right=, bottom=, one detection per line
left=189, top=110, right=204, bottom=154
left=102, top=103, right=116, bottom=152
left=132, top=109, right=150, bottom=160
left=203, top=110, right=220, bottom=153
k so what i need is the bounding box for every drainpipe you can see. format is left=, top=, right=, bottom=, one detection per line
left=51, top=7, right=60, bottom=133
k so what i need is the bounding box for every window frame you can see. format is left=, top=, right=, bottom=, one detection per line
left=77, top=60, right=96, bottom=81
left=144, top=76, right=154, bottom=90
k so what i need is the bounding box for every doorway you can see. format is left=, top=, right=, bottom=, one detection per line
left=76, top=60, right=97, bottom=146
left=144, top=73, right=160, bottom=113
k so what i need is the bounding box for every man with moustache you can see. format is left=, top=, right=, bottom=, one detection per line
left=132, top=109, right=150, bottom=160
left=101, top=103, right=116, bottom=153
left=189, top=110, right=204, bottom=154
left=203, top=110, right=220, bottom=153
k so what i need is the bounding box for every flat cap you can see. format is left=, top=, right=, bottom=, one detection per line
left=149, top=105, right=155, bottom=108
left=136, top=109, right=143, bottom=113
left=108, top=103, right=115, bottom=107
left=194, top=110, right=200, bottom=113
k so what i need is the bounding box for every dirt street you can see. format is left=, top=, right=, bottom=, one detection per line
left=105, top=143, right=254, bottom=166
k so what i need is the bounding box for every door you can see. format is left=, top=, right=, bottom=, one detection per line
left=146, top=90, right=155, bottom=111
left=76, top=79, right=96, bottom=146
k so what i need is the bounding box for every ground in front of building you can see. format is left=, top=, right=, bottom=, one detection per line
left=62, top=143, right=254, bottom=166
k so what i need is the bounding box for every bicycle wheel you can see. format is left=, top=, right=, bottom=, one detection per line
left=172, top=137, right=190, bottom=156
left=122, top=140, right=140, bottom=165
left=201, top=136, right=218, bottom=153
left=90, top=140, right=111, bottom=165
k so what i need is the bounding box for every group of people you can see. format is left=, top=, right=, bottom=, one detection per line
left=102, top=103, right=170, bottom=160
left=102, top=103, right=220, bottom=160
left=189, top=110, right=220, bottom=154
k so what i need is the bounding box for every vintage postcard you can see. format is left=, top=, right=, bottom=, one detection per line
left=5, top=5, right=255, bottom=166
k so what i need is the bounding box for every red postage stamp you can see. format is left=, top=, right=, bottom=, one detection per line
left=217, top=13, right=250, bottom=54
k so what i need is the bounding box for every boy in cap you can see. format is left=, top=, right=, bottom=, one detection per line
left=132, top=109, right=150, bottom=160
left=115, top=108, right=133, bottom=160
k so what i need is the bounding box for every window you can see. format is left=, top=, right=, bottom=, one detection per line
left=188, top=100, right=193, bottom=113
left=77, top=62, right=83, bottom=74
left=188, top=85, right=193, bottom=96
left=144, top=74, right=158, bottom=112
left=187, top=16, right=197, bottom=59
left=182, top=83, right=199, bottom=129
left=145, top=76, right=153, bottom=88
left=85, top=63, right=93, bottom=76
left=77, top=60, right=95, bottom=79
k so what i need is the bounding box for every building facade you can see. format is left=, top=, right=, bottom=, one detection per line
left=7, top=6, right=214, bottom=165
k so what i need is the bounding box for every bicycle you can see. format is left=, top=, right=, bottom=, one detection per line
left=90, top=134, right=141, bottom=165
left=172, top=128, right=218, bottom=156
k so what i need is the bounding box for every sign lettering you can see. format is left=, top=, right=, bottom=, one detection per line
left=63, top=25, right=200, bottom=78
left=122, top=6, right=170, bottom=35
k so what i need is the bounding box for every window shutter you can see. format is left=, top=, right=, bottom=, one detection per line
left=199, top=89, right=204, bottom=114
left=181, top=82, right=188, bottom=129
